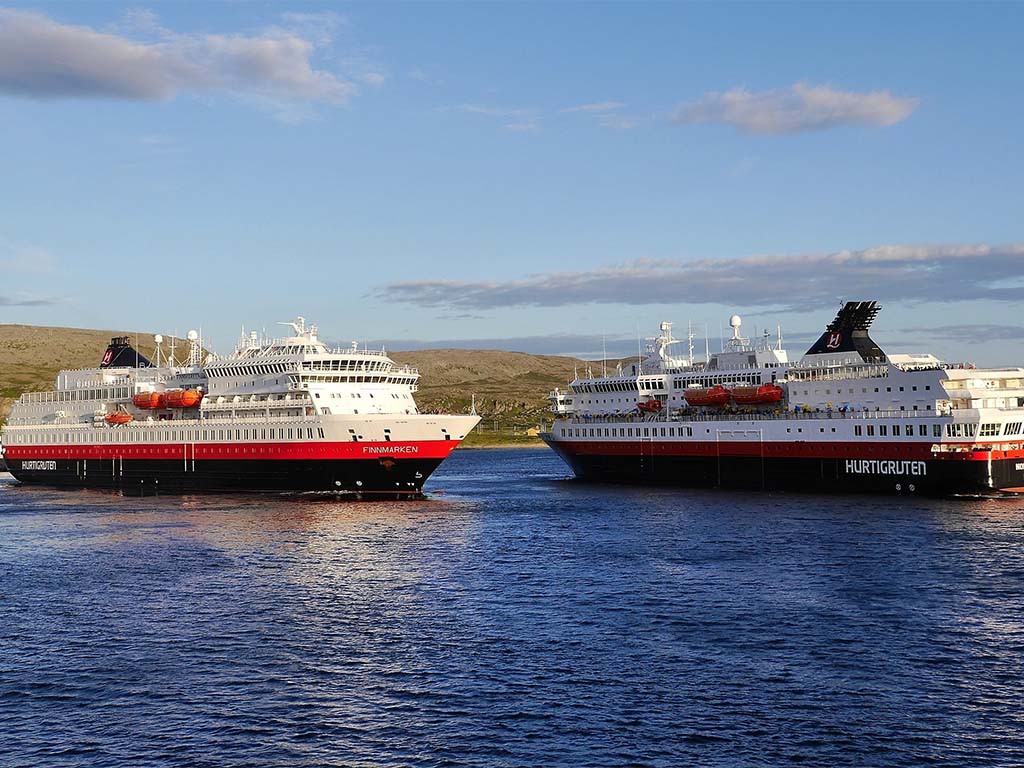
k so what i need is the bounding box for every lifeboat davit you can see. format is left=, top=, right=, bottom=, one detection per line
left=104, top=411, right=134, bottom=425
left=683, top=385, right=731, bottom=407
left=637, top=399, right=663, bottom=413
left=132, top=392, right=166, bottom=409
left=731, top=383, right=785, bottom=405
left=165, top=389, right=204, bottom=409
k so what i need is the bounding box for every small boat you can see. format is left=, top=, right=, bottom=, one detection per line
left=731, top=383, right=784, bottom=405
left=637, top=399, right=663, bottom=413
left=104, top=411, right=134, bottom=425
left=683, top=385, right=731, bottom=407
left=165, top=389, right=203, bottom=408
left=132, top=392, right=166, bottom=409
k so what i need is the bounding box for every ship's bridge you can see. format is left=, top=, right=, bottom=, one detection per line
left=202, top=318, right=420, bottom=416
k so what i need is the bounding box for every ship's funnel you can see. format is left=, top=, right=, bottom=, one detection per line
left=804, top=301, right=884, bottom=362
left=99, top=336, right=154, bottom=368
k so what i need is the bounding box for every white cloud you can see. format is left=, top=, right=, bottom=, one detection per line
left=0, top=294, right=61, bottom=307
left=359, top=71, right=387, bottom=87
left=458, top=104, right=540, bottom=132
left=379, top=243, right=1024, bottom=311
left=672, top=83, right=919, bottom=134
left=598, top=114, right=636, bottom=130
left=0, top=8, right=356, bottom=116
left=460, top=104, right=531, bottom=118
left=561, top=101, right=624, bottom=113
left=504, top=119, right=541, bottom=132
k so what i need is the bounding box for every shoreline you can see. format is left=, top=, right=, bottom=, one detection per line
left=458, top=441, right=546, bottom=450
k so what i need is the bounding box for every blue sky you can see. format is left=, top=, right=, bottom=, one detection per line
left=1, top=2, right=1023, bottom=363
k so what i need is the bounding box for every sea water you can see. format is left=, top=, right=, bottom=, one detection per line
left=1, top=449, right=1023, bottom=766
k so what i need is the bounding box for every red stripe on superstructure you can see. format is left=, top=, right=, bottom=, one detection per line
left=2, top=440, right=460, bottom=461
left=545, top=439, right=1024, bottom=462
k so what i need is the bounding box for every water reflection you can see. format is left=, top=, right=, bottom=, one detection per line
left=2, top=455, right=1024, bottom=766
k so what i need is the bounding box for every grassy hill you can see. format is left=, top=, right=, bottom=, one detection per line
left=0, top=324, right=152, bottom=424
left=0, top=324, right=579, bottom=444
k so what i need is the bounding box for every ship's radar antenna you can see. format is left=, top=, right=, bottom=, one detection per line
left=729, top=314, right=742, bottom=340
left=186, top=329, right=202, bottom=367
left=153, top=334, right=164, bottom=367
left=279, top=317, right=310, bottom=337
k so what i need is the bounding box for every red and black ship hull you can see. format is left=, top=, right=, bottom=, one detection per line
left=542, top=437, right=1024, bottom=496
left=2, top=441, right=459, bottom=497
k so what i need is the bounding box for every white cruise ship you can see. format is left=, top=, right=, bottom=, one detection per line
left=0, top=318, right=479, bottom=497
left=543, top=302, right=1024, bottom=496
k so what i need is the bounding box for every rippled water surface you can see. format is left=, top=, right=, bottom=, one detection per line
left=2, top=448, right=1024, bottom=766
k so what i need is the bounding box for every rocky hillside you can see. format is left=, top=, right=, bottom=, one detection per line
left=0, top=325, right=579, bottom=428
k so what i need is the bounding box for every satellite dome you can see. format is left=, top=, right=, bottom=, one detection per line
left=729, top=315, right=742, bottom=328
left=187, top=330, right=199, bottom=342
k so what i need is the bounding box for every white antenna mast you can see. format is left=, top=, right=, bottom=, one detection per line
left=636, top=321, right=642, bottom=374
left=186, top=330, right=201, bottom=367
left=687, top=320, right=694, bottom=366
left=704, top=323, right=710, bottom=364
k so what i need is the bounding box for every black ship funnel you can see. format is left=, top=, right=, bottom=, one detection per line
left=804, top=301, right=885, bottom=362
left=100, top=336, right=154, bottom=368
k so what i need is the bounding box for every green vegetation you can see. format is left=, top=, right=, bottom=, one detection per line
left=459, top=430, right=545, bottom=449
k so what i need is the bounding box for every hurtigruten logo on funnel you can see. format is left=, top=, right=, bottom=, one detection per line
left=845, top=459, right=927, bottom=476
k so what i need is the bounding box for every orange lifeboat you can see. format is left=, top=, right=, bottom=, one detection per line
left=104, top=411, right=134, bottom=425
left=731, top=383, right=785, bottom=406
left=683, top=385, right=731, bottom=407
left=637, top=399, right=663, bottom=413
left=165, top=389, right=203, bottom=408
left=132, top=392, right=166, bottom=409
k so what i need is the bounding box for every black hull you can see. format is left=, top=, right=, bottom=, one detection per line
left=5, top=457, right=445, bottom=498
left=544, top=442, right=1024, bottom=497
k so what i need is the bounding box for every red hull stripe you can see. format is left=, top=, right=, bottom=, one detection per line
left=546, top=440, right=1024, bottom=462
left=3, top=440, right=460, bottom=462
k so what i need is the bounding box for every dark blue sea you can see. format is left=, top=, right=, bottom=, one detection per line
left=2, top=448, right=1023, bottom=767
